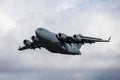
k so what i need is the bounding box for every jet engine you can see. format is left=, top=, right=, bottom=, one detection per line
left=57, top=33, right=67, bottom=41
left=23, top=40, right=32, bottom=46
left=31, top=36, right=39, bottom=42
left=73, top=34, right=82, bottom=42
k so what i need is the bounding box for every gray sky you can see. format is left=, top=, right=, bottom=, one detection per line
left=0, top=0, right=120, bottom=80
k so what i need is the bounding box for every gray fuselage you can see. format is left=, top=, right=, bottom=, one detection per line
left=35, top=28, right=82, bottom=55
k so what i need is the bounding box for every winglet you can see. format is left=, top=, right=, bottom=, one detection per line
left=18, top=46, right=21, bottom=50
left=107, top=36, right=111, bottom=42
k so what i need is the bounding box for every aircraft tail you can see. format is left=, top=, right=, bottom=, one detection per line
left=79, top=51, right=81, bottom=55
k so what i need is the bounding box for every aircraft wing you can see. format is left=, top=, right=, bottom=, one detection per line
left=81, top=36, right=111, bottom=44
left=18, top=46, right=31, bottom=50
left=18, top=42, right=41, bottom=51
left=56, top=33, right=111, bottom=44
left=65, top=35, right=111, bottom=44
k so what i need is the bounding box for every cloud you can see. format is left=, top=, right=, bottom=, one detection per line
left=0, top=0, right=120, bottom=80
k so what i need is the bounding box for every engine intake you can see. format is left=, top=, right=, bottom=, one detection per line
left=57, top=33, right=67, bottom=41
left=23, top=40, right=31, bottom=46
left=73, top=34, right=82, bottom=42
left=31, top=36, right=39, bottom=42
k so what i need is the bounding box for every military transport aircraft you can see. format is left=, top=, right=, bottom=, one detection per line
left=18, top=28, right=111, bottom=55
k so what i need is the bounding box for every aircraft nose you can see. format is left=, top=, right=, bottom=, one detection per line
left=36, top=28, right=43, bottom=37
left=35, top=28, right=45, bottom=38
left=35, top=28, right=40, bottom=36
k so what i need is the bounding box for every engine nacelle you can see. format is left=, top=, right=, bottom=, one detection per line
left=57, top=33, right=67, bottom=41
left=23, top=40, right=32, bottom=46
left=31, top=36, right=39, bottom=42
left=73, top=34, right=82, bottom=42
